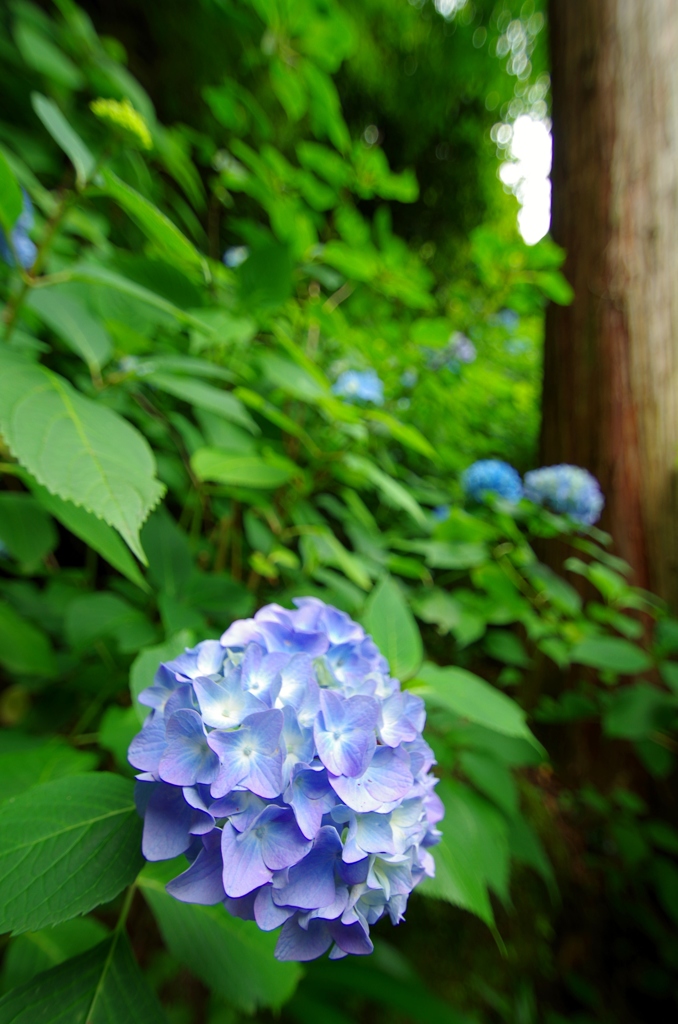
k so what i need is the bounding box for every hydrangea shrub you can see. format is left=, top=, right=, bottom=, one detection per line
left=0, top=190, right=36, bottom=269
left=332, top=369, right=385, bottom=405
left=128, top=598, right=442, bottom=962
left=462, top=459, right=523, bottom=504
left=524, top=464, right=604, bottom=524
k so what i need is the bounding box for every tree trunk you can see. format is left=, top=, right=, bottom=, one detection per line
left=543, top=0, right=678, bottom=605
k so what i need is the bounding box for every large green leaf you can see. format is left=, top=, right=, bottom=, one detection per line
left=192, top=448, right=294, bottom=489
left=0, top=600, right=56, bottom=678
left=99, top=169, right=205, bottom=271
left=362, top=576, right=423, bottom=681
left=0, top=150, right=22, bottom=233
left=0, top=493, right=57, bottom=565
left=570, top=636, right=652, bottom=675
left=139, top=861, right=302, bottom=1013
left=0, top=774, right=142, bottom=935
left=147, top=373, right=257, bottom=431
left=64, top=593, right=156, bottom=654
left=0, top=917, right=109, bottom=993
left=27, top=285, right=113, bottom=374
left=30, top=94, right=95, bottom=189
left=0, top=932, right=167, bottom=1024
left=344, top=455, right=427, bottom=527
left=419, top=780, right=509, bottom=923
left=413, top=662, right=535, bottom=742
left=0, top=350, right=164, bottom=561
left=30, top=483, right=148, bottom=591
left=0, top=736, right=97, bottom=805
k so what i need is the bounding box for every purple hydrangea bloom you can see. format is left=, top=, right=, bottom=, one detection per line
left=332, top=369, right=384, bottom=405
left=129, top=597, right=441, bottom=961
left=0, top=190, right=37, bottom=270
left=462, top=459, right=523, bottom=504
left=524, top=464, right=604, bottom=525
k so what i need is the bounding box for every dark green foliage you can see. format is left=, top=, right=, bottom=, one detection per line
left=0, top=1, right=676, bottom=1022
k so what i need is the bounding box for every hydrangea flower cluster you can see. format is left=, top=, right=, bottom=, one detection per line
left=425, top=332, right=477, bottom=373
left=332, top=369, right=384, bottom=405
left=128, top=598, right=442, bottom=962
left=462, top=459, right=523, bottom=504
left=524, top=464, right=604, bottom=524
left=223, top=245, right=250, bottom=268
left=0, top=190, right=37, bottom=269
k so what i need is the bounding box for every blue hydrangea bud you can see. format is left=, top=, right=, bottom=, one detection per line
left=523, top=464, right=604, bottom=525
left=462, top=459, right=523, bottom=504
left=0, top=190, right=37, bottom=270
left=129, top=598, right=442, bottom=961
left=332, top=369, right=384, bottom=405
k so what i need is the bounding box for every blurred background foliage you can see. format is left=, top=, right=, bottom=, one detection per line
left=0, top=1, right=676, bottom=1023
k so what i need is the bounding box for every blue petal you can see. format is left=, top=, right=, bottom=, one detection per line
left=209, top=709, right=284, bottom=799
left=128, top=712, right=166, bottom=773
left=141, top=782, right=195, bottom=861
left=194, top=674, right=265, bottom=728
left=329, top=747, right=413, bottom=812
left=328, top=918, right=373, bottom=956
left=254, top=884, right=295, bottom=931
left=275, top=916, right=333, bottom=961
left=166, top=830, right=225, bottom=904
left=254, top=805, right=312, bottom=871
left=314, top=691, right=378, bottom=777
left=272, top=825, right=342, bottom=910
left=158, top=709, right=219, bottom=787
left=221, top=821, right=272, bottom=897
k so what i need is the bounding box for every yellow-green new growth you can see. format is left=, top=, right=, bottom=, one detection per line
left=90, top=97, right=152, bottom=150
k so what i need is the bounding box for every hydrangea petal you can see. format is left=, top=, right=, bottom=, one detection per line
left=158, top=709, right=219, bottom=787
left=329, top=747, right=413, bottom=812
left=166, top=830, right=225, bottom=905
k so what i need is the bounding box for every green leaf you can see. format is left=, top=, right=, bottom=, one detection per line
left=147, top=373, right=257, bottom=432
left=344, top=455, right=427, bottom=527
left=0, top=736, right=97, bottom=805
left=66, top=263, right=212, bottom=332
left=0, top=932, right=167, bottom=1023
left=413, top=662, right=535, bottom=742
left=64, top=593, right=156, bottom=654
left=419, top=780, right=509, bottom=923
left=0, top=150, right=23, bottom=233
left=98, top=706, right=140, bottom=773
left=458, top=750, right=518, bottom=817
left=29, top=483, right=148, bottom=591
left=0, top=917, right=109, bottom=993
left=99, top=170, right=205, bottom=270
left=365, top=410, right=436, bottom=459
left=139, top=860, right=302, bottom=1013
left=0, top=600, right=56, bottom=678
left=141, top=510, right=193, bottom=597
left=130, top=631, right=194, bottom=722
left=570, top=637, right=652, bottom=675
left=603, top=683, right=674, bottom=740
left=31, top=94, right=95, bottom=189
left=26, top=286, right=113, bottom=374
left=0, top=774, right=143, bottom=935
left=0, top=350, right=165, bottom=562
left=191, top=448, right=294, bottom=489
left=362, top=576, right=423, bottom=681
left=0, top=493, right=57, bottom=564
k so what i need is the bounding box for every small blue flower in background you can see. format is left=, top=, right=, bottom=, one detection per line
left=431, top=505, right=450, bottom=522
left=223, top=245, right=249, bottom=268
left=332, top=369, right=384, bottom=405
left=462, top=459, right=523, bottom=504
left=400, top=369, right=418, bottom=389
left=129, top=598, right=442, bottom=961
left=449, top=332, right=476, bottom=365
left=0, top=190, right=37, bottom=269
left=524, top=464, right=604, bottom=525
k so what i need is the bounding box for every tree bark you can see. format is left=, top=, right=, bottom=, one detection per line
left=543, top=0, right=678, bottom=605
